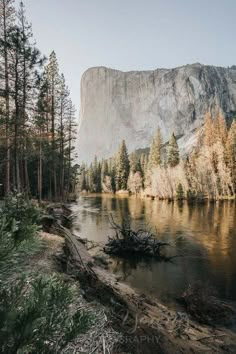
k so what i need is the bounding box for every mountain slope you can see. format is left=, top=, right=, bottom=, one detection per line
left=78, top=63, right=236, bottom=162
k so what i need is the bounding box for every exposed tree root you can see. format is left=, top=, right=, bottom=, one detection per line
left=104, top=214, right=173, bottom=260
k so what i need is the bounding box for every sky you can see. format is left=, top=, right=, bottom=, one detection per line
left=16, top=0, right=236, bottom=113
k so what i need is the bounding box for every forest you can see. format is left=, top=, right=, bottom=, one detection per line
left=0, top=2, right=93, bottom=353
left=0, top=0, right=79, bottom=201
left=80, top=112, right=236, bottom=201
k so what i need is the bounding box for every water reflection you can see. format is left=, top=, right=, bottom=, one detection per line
left=72, top=195, right=236, bottom=305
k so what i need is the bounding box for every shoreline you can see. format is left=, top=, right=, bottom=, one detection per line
left=45, top=203, right=236, bottom=353
left=80, top=191, right=236, bottom=202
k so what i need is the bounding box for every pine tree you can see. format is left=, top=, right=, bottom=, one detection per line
left=216, top=112, right=228, bottom=145
left=140, top=153, right=145, bottom=174
left=80, top=163, right=87, bottom=191
left=46, top=51, right=60, bottom=199
left=149, top=127, right=163, bottom=169
left=204, top=112, right=214, bottom=147
left=129, top=151, right=138, bottom=173
left=0, top=1, right=78, bottom=201
left=116, top=140, right=130, bottom=190
left=65, top=100, right=77, bottom=198
left=0, top=0, right=15, bottom=194
left=58, top=74, right=70, bottom=199
left=17, top=1, right=44, bottom=193
left=167, top=133, right=180, bottom=167
left=101, top=159, right=109, bottom=182
left=34, top=77, right=49, bottom=201
left=110, top=156, right=117, bottom=193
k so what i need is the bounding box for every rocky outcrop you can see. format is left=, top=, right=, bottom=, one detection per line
left=78, top=63, right=236, bottom=162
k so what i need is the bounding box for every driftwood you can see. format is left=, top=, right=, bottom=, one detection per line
left=62, top=225, right=236, bottom=354
left=104, top=214, right=171, bottom=259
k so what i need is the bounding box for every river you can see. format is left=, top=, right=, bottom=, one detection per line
left=72, top=194, right=236, bottom=307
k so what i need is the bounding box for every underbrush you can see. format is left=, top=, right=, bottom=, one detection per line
left=0, top=193, right=92, bottom=354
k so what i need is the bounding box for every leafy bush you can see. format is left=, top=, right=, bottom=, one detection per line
left=0, top=215, right=42, bottom=281
left=1, top=193, right=41, bottom=242
left=0, top=194, right=42, bottom=281
left=0, top=275, right=92, bottom=354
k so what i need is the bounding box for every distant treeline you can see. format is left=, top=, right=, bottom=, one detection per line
left=79, top=112, right=236, bottom=201
left=0, top=0, right=78, bottom=201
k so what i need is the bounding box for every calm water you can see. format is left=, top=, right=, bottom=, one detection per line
left=72, top=194, right=236, bottom=306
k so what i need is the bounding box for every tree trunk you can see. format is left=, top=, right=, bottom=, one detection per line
left=3, top=0, right=10, bottom=194
left=38, top=135, right=42, bottom=202
left=60, top=101, right=64, bottom=199
left=51, top=92, right=57, bottom=200
left=14, top=58, right=21, bottom=192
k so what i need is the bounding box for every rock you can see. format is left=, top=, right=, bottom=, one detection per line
left=78, top=63, right=236, bottom=162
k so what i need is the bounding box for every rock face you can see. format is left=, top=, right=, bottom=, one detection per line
left=78, top=63, right=236, bottom=162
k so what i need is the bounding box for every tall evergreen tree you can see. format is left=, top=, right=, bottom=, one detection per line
left=45, top=50, right=60, bottom=199
left=116, top=140, right=130, bottom=190
left=149, top=127, right=163, bottom=169
left=167, top=133, right=180, bottom=167
left=129, top=151, right=138, bottom=173
left=0, top=0, right=15, bottom=193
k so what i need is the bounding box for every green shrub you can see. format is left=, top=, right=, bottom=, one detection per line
left=0, top=194, right=92, bottom=353
left=1, top=193, right=41, bottom=242
left=0, top=206, right=42, bottom=281
left=0, top=275, right=92, bottom=354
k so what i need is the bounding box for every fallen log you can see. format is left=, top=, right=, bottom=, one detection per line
left=62, top=225, right=236, bottom=354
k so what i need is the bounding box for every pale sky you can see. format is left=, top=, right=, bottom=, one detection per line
left=16, top=0, right=236, bottom=113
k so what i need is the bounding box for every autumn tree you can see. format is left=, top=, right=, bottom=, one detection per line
left=225, top=120, right=236, bottom=193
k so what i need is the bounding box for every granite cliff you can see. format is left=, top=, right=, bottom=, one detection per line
left=78, top=63, right=236, bottom=162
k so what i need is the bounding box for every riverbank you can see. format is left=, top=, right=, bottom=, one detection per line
left=41, top=202, right=236, bottom=353
left=81, top=190, right=236, bottom=202
left=30, top=231, right=122, bottom=353
left=62, top=226, right=236, bottom=353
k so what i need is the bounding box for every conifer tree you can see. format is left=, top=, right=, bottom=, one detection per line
left=129, top=151, right=138, bottom=173
left=216, top=112, right=228, bottom=145
left=149, top=127, right=163, bottom=169
left=65, top=100, right=78, bottom=198
left=140, top=153, right=145, bottom=173
left=16, top=1, right=44, bottom=193
left=0, top=0, right=15, bottom=193
left=167, top=133, right=180, bottom=167
left=58, top=74, right=70, bottom=198
left=101, top=159, right=109, bottom=182
left=204, top=112, right=214, bottom=147
left=116, top=140, right=130, bottom=190
left=46, top=51, right=60, bottom=199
